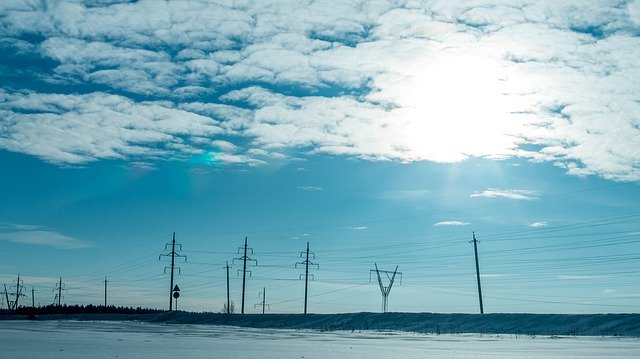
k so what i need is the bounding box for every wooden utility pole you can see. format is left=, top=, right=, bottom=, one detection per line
left=104, top=277, right=108, bottom=307
left=472, top=231, right=484, bottom=314
left=225, top=261, right=231, bottom=314
left=261, top=287, right=266, bottom=314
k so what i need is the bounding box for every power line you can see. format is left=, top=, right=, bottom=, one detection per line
left=174, top=184, right=631, bottom=236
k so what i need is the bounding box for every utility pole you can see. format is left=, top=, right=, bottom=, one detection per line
left=370, top=263, right=402, bottom=313
left=295, top=242, right=318, bottom=314
left=224, top=261, right=231, bottom=314
left=103, top=277, right=109, bottom=307
left=233, top=237, right=257, bottom=314
left=3, top=284, right=10, bottom=310
left=471, top=231, right=484, bottom=314
left=254, top=287, right=270, bottom=314
left=57, top=277, right=62, bottom=306
left=159, top=232, right=187, bottom=311
left=10, top=274, right=26, bottom=310
left=54, top=277, right=66, bottom=306
left=31, top=287, right=35, bottom=308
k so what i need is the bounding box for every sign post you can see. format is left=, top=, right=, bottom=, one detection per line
left=172, top=285, right=180, bottom=311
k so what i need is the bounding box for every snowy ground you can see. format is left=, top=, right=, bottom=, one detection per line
left=0, top=320, right=638, bottom=358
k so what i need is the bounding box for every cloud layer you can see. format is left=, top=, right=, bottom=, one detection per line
left=0, top=229, right=90, bottom=249
left=433, top=221, right=470, bottom=227
left=1, top=1, right=639, bottom=180
left=471, top=189, right=539, bottom=201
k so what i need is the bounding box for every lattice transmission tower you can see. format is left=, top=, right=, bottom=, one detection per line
left=370, top=263, right=402, bottom=313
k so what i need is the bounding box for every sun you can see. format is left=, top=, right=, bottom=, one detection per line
left=385, top=50, right=535, bottom=163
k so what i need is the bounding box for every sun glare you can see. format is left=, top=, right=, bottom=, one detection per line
left=390, top=51, right=534, bottom=162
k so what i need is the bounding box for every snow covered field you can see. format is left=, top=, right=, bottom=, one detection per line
left=0, top=320, right=638, bottom=358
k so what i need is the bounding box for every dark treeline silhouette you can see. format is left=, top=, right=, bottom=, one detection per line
left=1, top=304, right=163, bottom=316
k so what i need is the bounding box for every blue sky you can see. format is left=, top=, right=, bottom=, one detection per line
left=1, top=0, right=639, bottom=313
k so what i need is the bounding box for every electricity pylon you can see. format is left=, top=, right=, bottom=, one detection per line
left=295, top=242, right=318, bottom=314
left=370, top=263, right=402, bottom=313
left=159, top=232, right=187, bottom=311
left=254, top=287, right=270, bottom=314
left=9, top=274, right=26, bottom=310
left=233, top=237, right=257, bottom=314
left=53, top=277, right=66, bottom=306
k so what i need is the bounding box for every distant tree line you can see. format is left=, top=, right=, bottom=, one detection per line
left=0, top=304, right=164, bottom=316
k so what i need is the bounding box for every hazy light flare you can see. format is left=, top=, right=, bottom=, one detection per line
left=376, top=49, right=543, bottom=163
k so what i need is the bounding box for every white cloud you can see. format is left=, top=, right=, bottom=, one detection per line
left=121, top=161, right=157, bottom=171
left=246, top=148, right=287, bottom=160
left=211, top=140, right=239, bottom=153
left=0, top=230, right=91, bottom=249
left=0, top=222, right=41, bottom=231
left=471, top=189, right=539, bottom=201
left=433, top=221, right=470, bottom=227
left=529, top=221, right=548, bottom=227
left=557, top=275, right=608, bottom=280
left=297, top=186, right=322, bottom=192
left=210, top=152, right=266, bottom=166
left=630, top=1, right=640, bottom=25
left=380, top=190, right=431, bottom=200
left=0, top=90, right=230, bottom=164
left=0, top=1, right=639, bottom=181
left=479, top=273, right=504, bottom=279
left=348, top=226, right=368, bottom=230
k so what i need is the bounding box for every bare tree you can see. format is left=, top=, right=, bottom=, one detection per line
left=221, top=301, right=235, bottom=314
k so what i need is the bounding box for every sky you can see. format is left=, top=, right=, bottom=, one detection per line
left=0, top=0, right=639, bottom=314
